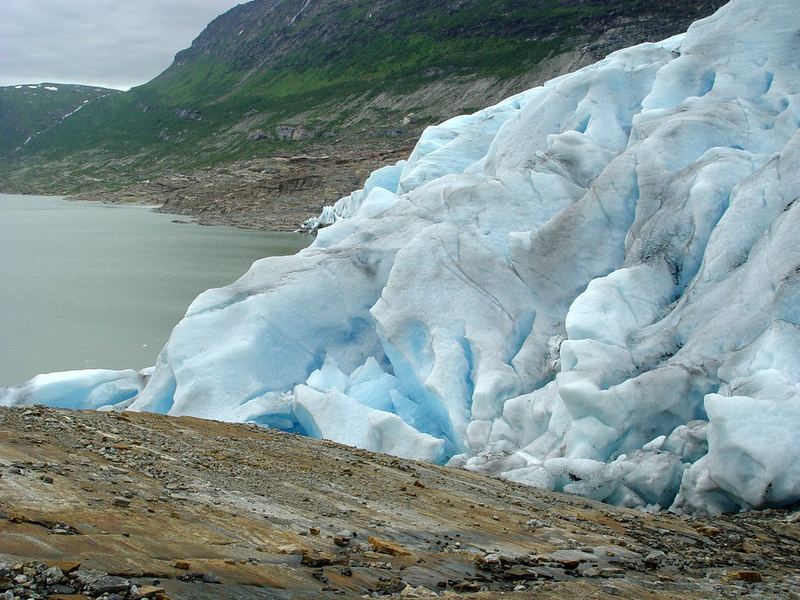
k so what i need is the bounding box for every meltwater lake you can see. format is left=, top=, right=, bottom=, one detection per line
left=0, top=194, right=311, bottom=386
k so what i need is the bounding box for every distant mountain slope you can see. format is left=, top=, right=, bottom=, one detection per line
left=0, top=0, right=726, bottom=224
left=0, top=83, right=120, bottom=156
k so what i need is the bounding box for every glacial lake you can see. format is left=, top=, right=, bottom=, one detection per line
left=0, top=194, right=311, bottom=386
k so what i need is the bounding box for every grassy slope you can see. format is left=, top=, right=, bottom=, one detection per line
left=0, top=84, right=119, bottom=155
left=1, top=0, right=726, bottom=190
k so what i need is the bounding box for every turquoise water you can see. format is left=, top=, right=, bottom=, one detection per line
left=0, top=194, right=311, bottom=386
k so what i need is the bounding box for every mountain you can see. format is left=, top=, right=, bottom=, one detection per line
left=4, top=0, right=799, bottom=515
left=0, top=0, right=725, bottom=228
left=0, top=83, right=120, bottom=156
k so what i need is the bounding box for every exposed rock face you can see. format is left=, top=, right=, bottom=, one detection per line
left=275, top=124, right=311, bottom=141
left=78, top=144, right=411, bottom=230
left=174, top=108, right=202, bottom=121
left=1, top=406, right=799, bottom=598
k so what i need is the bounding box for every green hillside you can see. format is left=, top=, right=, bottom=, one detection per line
left=0, top=84, right=120, bottom=156
left=0, top=0, right=726, bottom=195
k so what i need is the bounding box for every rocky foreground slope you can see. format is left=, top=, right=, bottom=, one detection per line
left=1, top=406, right=799, bottom=599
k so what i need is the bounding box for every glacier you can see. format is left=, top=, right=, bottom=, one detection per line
left=3, top=0, right=800, bottom=514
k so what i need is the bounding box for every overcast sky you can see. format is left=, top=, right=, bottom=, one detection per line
left=0, top=0, right=247, bottom=90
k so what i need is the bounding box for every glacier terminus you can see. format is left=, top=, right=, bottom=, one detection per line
left=3, top=0, right=800, bottom=515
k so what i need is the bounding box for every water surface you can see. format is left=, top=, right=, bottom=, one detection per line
left=0, top=194, right=311, bottom=386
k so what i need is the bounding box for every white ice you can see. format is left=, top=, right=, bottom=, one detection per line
left=4, top=0, right=800, bottom=513
left=0, top=369, right=145, bottom=411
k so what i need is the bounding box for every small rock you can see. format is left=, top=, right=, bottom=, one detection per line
left=46, top=583, right=76, bottom=594
left=400, top=584, right=438, bottom=598
left=309, top=526, right=321, bottom=535
left=301, top=552, right=335, bottom=567
left=278, top=544, right=304, bottom=555
left=531, top=566, right=558, bottom=580
left=50, top=527, right=71, bottom=535
left=88, top=575, right=130, bottom=594
left=48, top=561, right=80, bottom=574
left=601, top=583, right=622, bottom=595
left=133, top=584, right=166, bottom=599
left=644, top=550, right=667, bottom=566
left=600, top=568, right=625, bottom=578
left=503, top=565, right=538, bottom=580
left=368, top=536, right=412, bottom=556
left=694, top=524, right=722, bottom=536
left=42, top=565, right=64, bottom=584
left=112, top=497, right=131, bottom=508
left=173, top=560, right=190, bottom=570
left=39, top=474, right=54, bottom=484
left=728, top=570, right=763, bottom=583
left=557, top=558, right=581, bottom=570
left=452, top=580, right=482, bottom=592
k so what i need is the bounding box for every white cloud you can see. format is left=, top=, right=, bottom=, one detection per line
left=0, top=0, right=245, bottom=89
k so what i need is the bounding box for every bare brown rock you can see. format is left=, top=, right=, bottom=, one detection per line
left=368, top=536, right=412, bottom=557
left=0, top=406, right=798, bottom=599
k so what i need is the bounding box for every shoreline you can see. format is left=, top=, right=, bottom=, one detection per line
left=0, top=144, right=413, bottom=233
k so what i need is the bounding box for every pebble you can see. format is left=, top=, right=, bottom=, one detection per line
left=334, top=532, right=352, bottom=546
left=645, top=550, right=667, bottom=565
left=301, top=552, right=335, bottom=567
left=88, top=574, right=130, bottom=594
left=728, top=570, right=763, bottom=583
left=132, top=584, right=166, bottom=598
left=503, top=565, right=539, bottom=580
left=42, top=566, right=64, bottom=584
left=368, top=536, right=412, bottom=556
left=600, top=567, right=626, bottom=578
